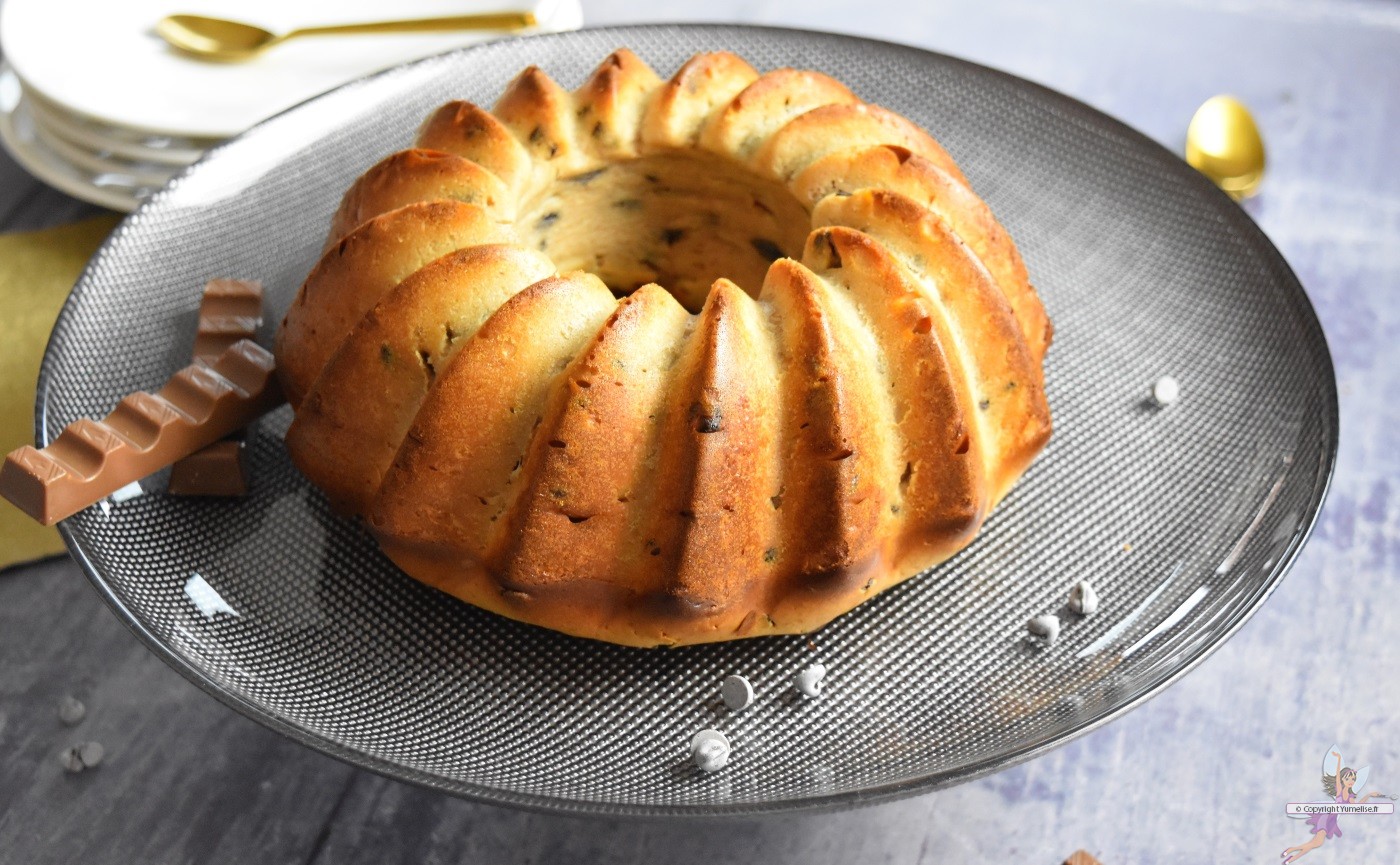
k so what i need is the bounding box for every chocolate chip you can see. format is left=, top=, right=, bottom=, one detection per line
left=566, top=167, right=607, bottom=184
left=809, top=232, right=842, bottom=270
left=750, top=238, right=785, bottom=263
left=690, top=401, right=722, bottom=433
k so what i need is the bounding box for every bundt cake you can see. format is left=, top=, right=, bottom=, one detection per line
left=275, top=50, right=1053, bottom=647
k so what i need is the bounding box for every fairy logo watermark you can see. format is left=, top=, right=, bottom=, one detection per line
left=1281, top=744, right=1396, bottom=862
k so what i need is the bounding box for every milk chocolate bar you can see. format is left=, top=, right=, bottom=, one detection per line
left=0, top=340, right=283, bottom=525
left=170, top=278, right=264, bottom=496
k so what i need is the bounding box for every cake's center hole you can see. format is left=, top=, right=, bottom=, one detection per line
left=521, top=151, right=810, bottom=313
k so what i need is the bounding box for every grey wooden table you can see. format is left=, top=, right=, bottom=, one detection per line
left=3, top=0, right=1398, bottom=862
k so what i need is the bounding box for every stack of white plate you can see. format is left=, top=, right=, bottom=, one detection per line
left=0, top=0, right=583, bottom=211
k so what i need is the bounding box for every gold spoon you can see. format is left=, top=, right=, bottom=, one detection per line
left=1184, top=95, right=1266, bottom=200
left=155, top=10, right=539, bottom=62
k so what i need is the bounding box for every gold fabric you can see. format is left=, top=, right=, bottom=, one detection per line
left=0, top=216, right=120, bottom=571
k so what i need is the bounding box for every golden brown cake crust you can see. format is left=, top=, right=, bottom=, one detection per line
left=276, top=199, right=511, bottom=408
left=324, top=149, right=512, bottom=252
left=277, top=50, right=1054, bottom=646
left=285, top=245, right=555, bottom=514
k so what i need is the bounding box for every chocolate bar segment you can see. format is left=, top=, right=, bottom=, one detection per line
left=170, top=279, right=264, bottom=497
left=0, top=340, right=283, bottom=525
left=193, top=278, right=264, bottom=365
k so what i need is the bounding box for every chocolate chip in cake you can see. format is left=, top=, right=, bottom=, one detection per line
left=750, top=238, right=785, bottom=263
left=565, top=167, right=607, bottom=184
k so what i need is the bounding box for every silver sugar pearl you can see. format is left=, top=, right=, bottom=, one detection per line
left=720, top=675, right=753, bottom=712
left=59, top=741, right=104, bottom=773
left=1027, top=614, right=1061, bottom=645
left=57, top=696, right=86, bottom=726
left=1068, top=580, right=1099, bottom=616
left=795, top=663, right=827, bottom=698
left=1152, top=376, right=1181, bottom=406
left=690, top=729, right=731, bottom=772
left=59, top=747, right=85, bottom=773
left=77, top=741, right=105, bottom=769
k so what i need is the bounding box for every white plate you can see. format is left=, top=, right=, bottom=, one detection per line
left=25, top=90, right=208, bottom=167
left=28, top=110, right=176, bottom=188
left=0, top=66, right=145, bottom=210
left=0, top=0, right=584, bottom=139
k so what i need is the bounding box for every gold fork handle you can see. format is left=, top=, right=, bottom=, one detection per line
left=289, top=11, right=538, bottom=38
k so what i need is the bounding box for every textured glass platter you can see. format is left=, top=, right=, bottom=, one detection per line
left=38, top=25, right=1336, bottom=816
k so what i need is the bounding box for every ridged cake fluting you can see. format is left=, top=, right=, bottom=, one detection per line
left=275, top=50, right=1053, bottom=646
